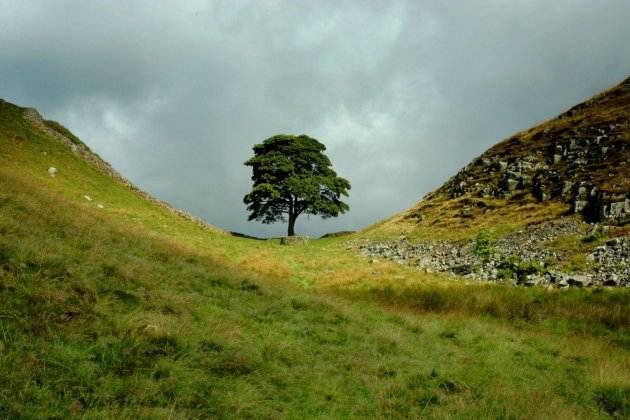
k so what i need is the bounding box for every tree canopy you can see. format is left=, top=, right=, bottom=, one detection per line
left=243, top=134, right=351, bottom=236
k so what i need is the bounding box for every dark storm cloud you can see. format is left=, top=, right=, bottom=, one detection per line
left=2, top=0, right=629, bottom=237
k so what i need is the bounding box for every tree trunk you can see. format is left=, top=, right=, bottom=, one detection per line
left=288, top=213, right=296, bottom=236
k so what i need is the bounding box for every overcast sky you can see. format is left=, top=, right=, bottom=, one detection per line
left=2, top=1, right=629, bottom=237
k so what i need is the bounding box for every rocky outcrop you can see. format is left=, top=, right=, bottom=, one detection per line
left=355, top=219, right=629, bottom=288
left=589, top=191, right=630, bottom=224
left=436, top=77, right=630, bottom=225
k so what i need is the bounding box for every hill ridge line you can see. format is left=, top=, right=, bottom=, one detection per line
left=19, top=104, right=226, bottom=235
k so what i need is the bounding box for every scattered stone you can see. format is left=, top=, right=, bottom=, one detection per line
left=567, top=275, right=591, bottom=287
left=97, top=204, right=104, bottom=209
left=84, top=195, right=93, bottom=201
left=603, top=274, right=619, bottom=286
left=606, top=238, right=621, bottom=247
left=48, top=167, right=58, bottom=177
left=355, top=218, right=629, bottom=288
left=280, top=236, right=310, bottom=245
left=522, top=275, right=544, bottom=287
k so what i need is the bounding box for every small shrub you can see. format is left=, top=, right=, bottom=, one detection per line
left=208, top=277, right=227, bottom=288
left=565, top=254, right=589, bottom=273
left=473, top=229, right=495, bottom=260
left=582, top=231, right=604, bottom=244
left=497, top=256, right=543, bottom=282
left=497, top=267, right=515, bottom=281
left=594, top=385, right=629, bottom=417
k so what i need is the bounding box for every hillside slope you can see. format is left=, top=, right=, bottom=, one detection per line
left=1, top=99, right=629, bottom=418
left=6, top=100, right=225, bottom=234
left=368, top=76, right=630, bottom=238
left=358, top=78, right=630, bottom=288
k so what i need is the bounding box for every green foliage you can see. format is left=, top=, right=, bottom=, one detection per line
left=473, top=228, right=495, bottom=259
left=497, top=256, right=545, bottom=282
left=594, top=385, right=630, bottom=417
left=566, top=254, right=590, bottom=273
left=243, top=134, right=350, bottom=235
left=582, top=231, right=604, bottom=244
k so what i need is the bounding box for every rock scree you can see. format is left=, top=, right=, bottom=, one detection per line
left=355, top=218, right=629, bottom=288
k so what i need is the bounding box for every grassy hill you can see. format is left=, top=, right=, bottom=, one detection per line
left=365, top=77, right=630, bottom=240
left=0, top=98, right=629, bottom=418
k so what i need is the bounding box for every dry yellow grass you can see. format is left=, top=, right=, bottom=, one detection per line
left=364, top=193, right=570, bottom=241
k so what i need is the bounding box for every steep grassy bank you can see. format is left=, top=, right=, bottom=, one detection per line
left=1, top=99, right=629, bottom=418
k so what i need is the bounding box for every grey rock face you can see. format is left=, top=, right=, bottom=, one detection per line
left=438, top=119, right=629, bottom=225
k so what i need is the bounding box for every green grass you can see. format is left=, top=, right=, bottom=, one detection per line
left=0, top=99, right=629, bottom=418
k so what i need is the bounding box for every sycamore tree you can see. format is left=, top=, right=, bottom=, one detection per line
left=243, top=134, right=351, bottom=236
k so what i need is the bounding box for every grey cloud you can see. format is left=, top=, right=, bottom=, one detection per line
left=1, top=0, right=629, bottom=237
